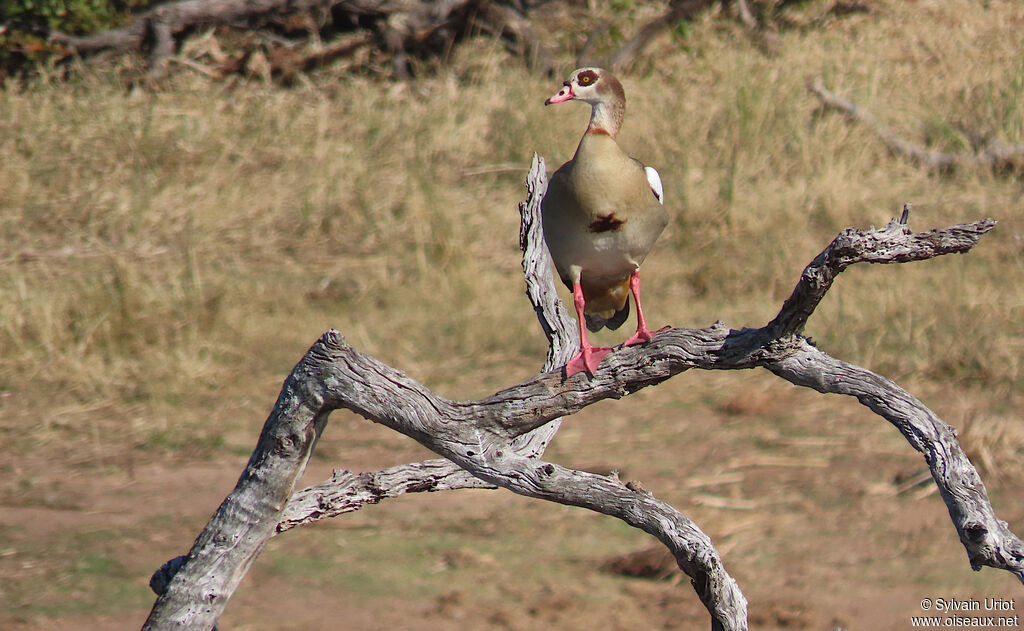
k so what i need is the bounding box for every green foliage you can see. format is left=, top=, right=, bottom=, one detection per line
left=1, top=0, right=149, bottom=75
left=670, top=20, right=692, bottom=44
left=5, top=0, right=148, bottom=35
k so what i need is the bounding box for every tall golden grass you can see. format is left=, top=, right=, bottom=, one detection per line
left=1, top=0, right=1022, bottom=468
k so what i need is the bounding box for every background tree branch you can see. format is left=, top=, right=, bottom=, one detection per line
left=143, top=155, right=1015, bottom=631
left=29, top=0, right=870, bottom=80
left=608, top=0, right=715, bottom=71
left=48, top=0, right=516, bottom=79
left=809, top=80, right=1024, bottom=174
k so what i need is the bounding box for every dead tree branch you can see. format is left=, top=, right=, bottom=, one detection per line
left=279, top=156, right=570, bottom=534
left=47, top=0, right=547, bottom=78
left=607, top=0, right=785, bottom=71
left=277, top=459, right=491, bottom=532
left=40, top=0, right=841, bottom=79
left=469, top=2, right=556, bottom=74
left=143, top=155, right=1017, bottom=631
left=609, top=0, right=715, bottom=71
left=765, top=215, right=998, bottom=338
left=768, top=340, right=1024, bottom=575
left=733, top=0, right=779, bottom=57
left=51, top=0, right=330, bottom=65
left=809, top=80, right=1024, bottom=173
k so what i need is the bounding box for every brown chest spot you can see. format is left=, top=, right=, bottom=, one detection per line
left=589, top=213, right=625, bottom=233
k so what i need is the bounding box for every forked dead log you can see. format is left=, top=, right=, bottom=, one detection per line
left=47, top=0, right=542, bottom=79
left=51, top=0, right=336, bottom=63
left=143, top=155, right=1018, bottom=631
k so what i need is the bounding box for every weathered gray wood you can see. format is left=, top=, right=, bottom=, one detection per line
left=277, top=161, right=744, bottom=631
left=765, top=214, right=999, bottom=338
left=143, top=155, right=1017, bottom=631
left=142, top=379, right=328, bottom=629
left=279, top=156, right=566, bottom=533
left=768, top=341, right=1024, bottom=579
left=202, top=327, right=749, bottom=630
left=516, top=157, right=577, bottom=372
left=144, top=155, right=749, bottom=630
left=277, top=460, right=491, bottom=533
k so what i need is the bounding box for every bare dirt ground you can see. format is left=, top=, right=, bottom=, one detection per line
left=3, top=369, right=1021, bottom=631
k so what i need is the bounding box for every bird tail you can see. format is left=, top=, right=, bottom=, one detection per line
left=585, top=299, right=630, bottom=332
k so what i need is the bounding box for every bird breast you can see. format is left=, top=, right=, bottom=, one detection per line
left=543, top=139, right=667, bottom=287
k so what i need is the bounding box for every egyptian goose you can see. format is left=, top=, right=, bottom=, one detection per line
left=542, top=67, right=669, bottom=378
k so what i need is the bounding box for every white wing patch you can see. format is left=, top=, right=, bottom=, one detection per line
left=645, top=166, right=664, bottom=205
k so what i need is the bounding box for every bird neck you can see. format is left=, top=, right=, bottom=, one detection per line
left=573, top=127, right=628, bottom=170
left=586, top=100, right=623, bottom=138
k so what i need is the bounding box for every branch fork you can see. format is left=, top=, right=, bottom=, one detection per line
left=143, top=155, right=1016, bottom=631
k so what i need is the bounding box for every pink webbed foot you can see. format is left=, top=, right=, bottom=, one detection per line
left=622, top=328, right=653, bottom=347
left=622, top=325, right=670, bottom=347
left=564, top=345, right=612, bottom=378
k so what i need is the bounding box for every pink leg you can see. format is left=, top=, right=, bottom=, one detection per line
left=565, top=281, right=611, bottom=378
left=622, top=271, right=665, bottom=347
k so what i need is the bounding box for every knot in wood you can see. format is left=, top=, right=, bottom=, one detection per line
left=963, top=521, right=989, bottom=543
left=274, top=433, right=299, bottom=455
left=320, top=329, right=347, bottom=350
left=406, top=478, right=437, bottom=493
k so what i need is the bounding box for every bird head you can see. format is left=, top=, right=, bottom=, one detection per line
left=545, top=67, right=626, bottom=137
left=544, top=67, right=624, bottom=108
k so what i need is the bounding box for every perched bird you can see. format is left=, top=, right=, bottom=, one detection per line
left=542, top=67, right=669, bottom=377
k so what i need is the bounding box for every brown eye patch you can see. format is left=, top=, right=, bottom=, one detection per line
left=577, top=70, right=598, bottom=86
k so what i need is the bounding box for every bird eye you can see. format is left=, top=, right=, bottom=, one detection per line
left=579, top=75, right=592, bottom=85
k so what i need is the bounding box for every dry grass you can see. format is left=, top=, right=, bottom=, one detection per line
left=2, top=0, right=1022, bottom=502
left=1, top=0, right=1023, bottom=626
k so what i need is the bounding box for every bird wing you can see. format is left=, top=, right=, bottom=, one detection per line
left=644, top=166, right=664, bottom=205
